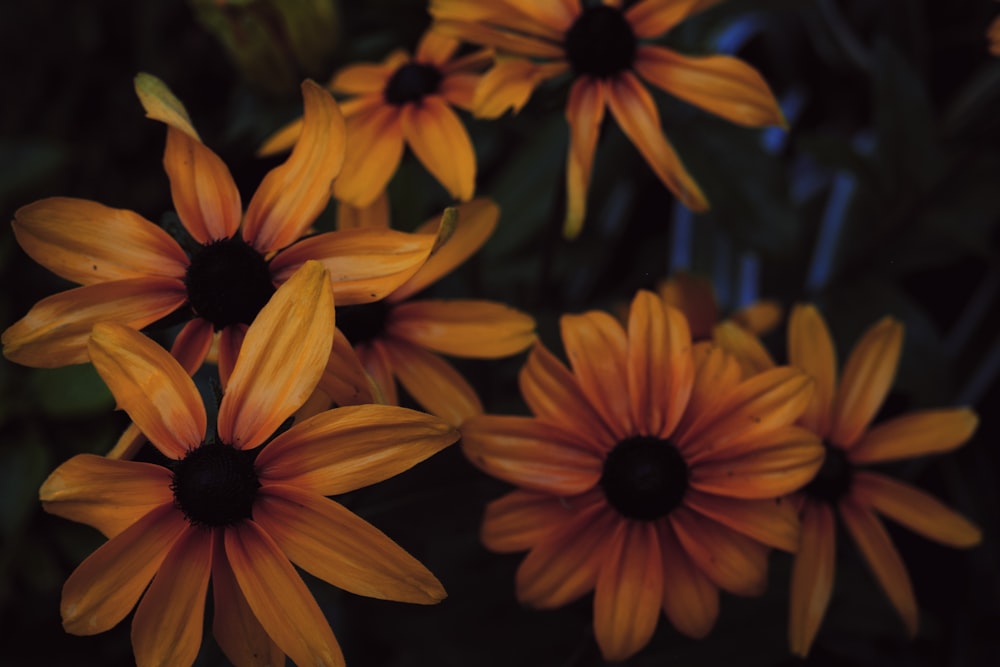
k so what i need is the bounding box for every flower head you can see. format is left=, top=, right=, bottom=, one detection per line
left=431, top=0, right=786, bottom=237
left=39, top=261, right=460, bottom=667
left=462, top=290, right=821, bottom=661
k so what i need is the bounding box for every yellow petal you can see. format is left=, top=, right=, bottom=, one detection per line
left=788, top=304, right=838, bottom=438
left=712, top=320, right=776, bottom=379
left=336, top=192, right=390, bottom=231
left=89, top=322, right=206, bottom=459
left=788, top=499, right=836, bottom=657
left=624, top=0, right=721, bottom=38
left=40, top=454, right=173, bottom=538
left=13, top=197, right=187, bottom=286
left=730, top=299, right=783, bottom=336
left=257, top=116, right=305, bottom=157
left=481, top=489, right=579, bottom=553
left=659, top=520, right=719, bottom=638
left=432, top=18, right=564, bottom=59
left=564, top=76, right=606, bottom=238
left=401, top=97, right=476, bottom=201
left=387, top=299, right=535, bottom=357
left=243, top=81, right=346, bottom=253
left=329, top=63, right=393, bottom=95
left=684, top=489, right=801, bottom=552
left=385, top=339, right=483, bottom=427
left=473, top=57, right=551, bottom=119
left=256, top=404, right=458, bottom=495
left=169, top=317, right=214, bottom=376
left=317, top=329, right=378, bottom=407
left=255, top=485, right=446, bottom=603
left=332, top=105, right=404, bottom=207
left=635, top=46, right=786, bottom=128
left=670, top=507, right=769, bottom=596
left=105, top=422, right=147, bottom=461
left=672, top=343, right=743, bottom=446
left=217, top=323, right=248, bottom=390
left=848, top=407, right=978, bottom=464
left=218, top=261, right=334, bottom=449
left=416, top=30, right=460, bottom=66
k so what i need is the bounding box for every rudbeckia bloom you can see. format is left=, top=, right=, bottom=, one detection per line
left=39, top=262, right=459, bottom=667
left=3, top=73, right=438, bottom=383
left=462, top=290, right=823, bottom=661
left=430, top=0, right=786, bottom=237
left=658, top=271, right=782, bottom=339
left=259, top=29, right=491, bottom=207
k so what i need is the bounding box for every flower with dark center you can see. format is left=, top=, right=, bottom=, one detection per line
left=564, top=5, right=637, bottom=77
left=171, top=441, right=260, bottom=527
left=335, top=301, right=389, bottom=347
left=384, top=63, right=443, bottom=105
left=184, top=237, right=275, bottom=330
left=600, top=436, right=688, bottom=520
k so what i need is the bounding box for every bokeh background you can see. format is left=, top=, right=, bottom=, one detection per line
left=1, top=0, right=998, bottom=665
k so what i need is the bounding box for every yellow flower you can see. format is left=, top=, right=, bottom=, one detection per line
left=462, top=290, right=821, bottom=661
left=260, top=29, right=491, bottom=207
left=40, top=262, right=459, bottom=667
left=431, top=0, right=786, bottom=237
left=334, top=197, right=536, bottom=427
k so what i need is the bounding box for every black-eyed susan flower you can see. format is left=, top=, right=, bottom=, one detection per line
left=3, top=74, right=438, bottom=385
left=39, top=261, right=459, bottom=667
left=333, top=197, right=535, bottom=427
left=259, top=29, right=491, bottom=207
left=462, top=289, right=822, bottom=661
left=430, top=0, right=786, bottom=238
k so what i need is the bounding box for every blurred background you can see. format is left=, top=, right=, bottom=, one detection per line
left=1, top=0, right=998, bottom=665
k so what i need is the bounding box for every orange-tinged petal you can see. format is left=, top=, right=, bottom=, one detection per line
left=731, top=299, right=783, bottom=336
left=401, top=98, right=476, bottom=201
left=89, top=323, right=206, bottom=459
left=440, top=71, right=480, bottom=110
left=336, top=192, right=390, bottom=231
left=329, top=63, right=394, bottom=95
left=788, top=304, right=838, bottom=438
left=789, top=499, right=836, bottom=657
left=670, top=507, right=769, bottom=596
left=606, top=71, right=708, bottom=212
left=357, top=340, right=399, bottom=405
left=848, top=408, right=978, bottom=464
left=593, top=521, right=663, bottom=661
left=433, top=19, right=564, bottom=59
left=481, top=489, right=580, bottom=553
left=635, top=46, right=786, bottom=128
left=564, top=76, right=606, bottom=238
left=473, top=57, right=559, bottom=120
left=212, top=533, right=284, bottom=667
left=217, top=323, right=247, bottom=389
left=105, top=422, right=146, bottom=461
left=659, top=520, right=718, bottom=638
left=255, top=485, right=446, bottom=603
left=627, top=293, right=694, bottom=437
left=852, top=471, right=981, bottom=547
left=672, top=343, right=743, bottom=446
left=561, top=309, right=633, bottom=439
left=830, top=317, right=903, bottom=448
left=658, top=273, right=719, bottom=340
left=13, top=197, right=188, bottom=285
left=462, top=415, right=603, bottom=495
left=317, top=329, right=378, bottom=407
left=269, top=228, right=436, bottom=306
left=60, top=504, right=187, bottom=635
left=2, top=277, right=187, bottom=368
left=387, top=299, right=535, bottom=357
left=134, top=72, right=199, bottom=137
left=170, top=317, right=214, bottom=375
left=243, top=81, right=346, bottom=253
left=416, top=30, right=459, bottom=66
left=40, top=454, right=173, bottom=539
left=393, top=197, right=498, bottom=301
left=225, top=521, right=344, bottom=667
left=257, top=116, right=305, bottom=157
left=712, top=321, right=776, bottom=379
left=518, top=341, right=616, bottom=451
left=429, top=0, right=570, bottom=39
left=131, top=524, right=212, bottom=667
left=516, top=502, right=616, bottom=608
left=332, top=105, right=404, bottom=207
left=256, top=404, right=458, bottom=495
left=218, top=261, right=333, bottom=449
left=685, top=489, right=800, bottom=552
left=625, top=0, right=721, bottom=38
left=385, top=339, right=483, bottom=427
left=839, top=498, right=918, bottom=636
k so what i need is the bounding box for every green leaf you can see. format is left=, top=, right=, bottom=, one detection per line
left=27, top=364, right=114, bottom=418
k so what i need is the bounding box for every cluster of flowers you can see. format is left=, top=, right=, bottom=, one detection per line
left=3, top=1, right=983, bottom=665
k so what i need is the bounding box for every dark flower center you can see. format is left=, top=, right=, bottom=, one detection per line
left=600, top=436, right=689, bottom=520
left=384, top=63, right=443, bottom=106
left=184, top=237, right=276, bottom=330
left=803, top=442, right=854, bottom=503
left=171, top=441, right=260, bottom=527
left=336, top=301, right=389, bottom=346
left=564, top=5, right=637, bottom=78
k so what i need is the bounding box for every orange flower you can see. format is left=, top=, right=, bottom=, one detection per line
left=462, top=290, right=821, bottom=661
left=431, top=0, right=786, bottom=237
left=332, top=197, right=535, bottom=427
left=39, top=262, right=459, bottom=667
left=3, top=74, right=438, bottom=385
left=260, top=29, right=491, bottom=207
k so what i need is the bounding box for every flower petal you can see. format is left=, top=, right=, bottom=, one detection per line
left=670, top=507, right=769, bottom=596
left=256, top=485, right=445, bottom=603
left=658, top=272, right=719, bottom=340
left=848, top=408, right=978, bottom=464
left=40, top=454, right=173, bottom=539
left=789, top=499, right=836, bottom=657
left=852, top=471, right=981, bottom=548
left=685, top=489, right=800, bottom=552
left=472, top=58, right=563, bottom=119
left=829, top=317, right=903, bottom=448
left=712, top=321, right=776, bottom=379
left=243, top=81, right=346, bottom=253
left=317, top=330, right=378, bottom=407
left=256, top=404, right=458, bottom=495
left=60, top=504, right=187, bottom=635
left=564, top=76, right=606, bottom=238
left=89, top=322, right=206, bottom=459
left=224, top=521, right=344, bottom=667
left=329, top=63, right=393, bottom=95
left=416, top=30, right=460, bottom=65
left=659, top=520, right=719, bottom=638
left=105, top=423, right=146, bottom=461
left=481, top=489, right=580, bottom=553
left=788, top=304, right=838, bottom=438
left=257, top=116, right=305, bottom=157
left=332, top=105, right=404, bottom=207
left=593, top=520, right=663, bottom=662
left=170, top=317, right=214, bottom=375
left=401, top=98, right=476, bottom=201
left=462, top=415, right=603, bottom=495
left=839, top=498, right=918, bottom=636
left=635, top=46, right=786, bottom=128
left=433, top=19, right=564, bottom=59
left=672, top=343, right=743, bottom=445
left=385, top=339, right=483, bottom=427
left=217, top=323, right=248, bottom=390
left=731, top=300, right=782, bottom=336
left=12, top=197, right=188, bottom=285
left=356, top=340, right=399, bottom=405
left=131, top=524, right=212, bottom=667
left=218, top=261, right=334, bottom=449
left=625, top=0, right=720, bottom=38
left=605, top=71, right=708, bottom=212
left=388, top=299, right=535, bottom=358
left=336, top=192, right=390, bottom=231
left=2, top=277, right=187, bottom=368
